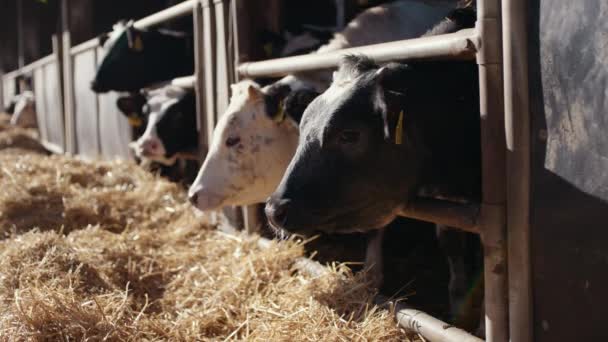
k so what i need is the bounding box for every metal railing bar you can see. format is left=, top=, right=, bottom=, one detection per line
left=238, top=28, right=477, bottom=78
left=171, top=75, right=196, bottom=88
left=399, top=198, right=480, bottom=234
left=70, top=38, right=99, bottom=55
left=134, top=0, right=197, bottom=29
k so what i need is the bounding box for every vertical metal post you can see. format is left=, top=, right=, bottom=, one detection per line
left=213, top=0, right=230, bottom=114
left=61, top=0, right=75, bottom=154
left=230, top=0, right=260, bottom=233
left=477, top=0, right=509, bottom=341
left=503, top=0, right=532, bottom=341
left=193, top=0, right=208, bottom=155
left=202, top=0, right=216, bottom=148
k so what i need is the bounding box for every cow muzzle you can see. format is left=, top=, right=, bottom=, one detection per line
left=264, top=198, right=291, bottom=230
left=188, top=186, right=224, bottom=212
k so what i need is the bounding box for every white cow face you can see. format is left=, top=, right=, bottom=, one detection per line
left=188, top=81, right=300, bottom=211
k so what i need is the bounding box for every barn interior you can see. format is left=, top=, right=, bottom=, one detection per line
left=0, top=0, right=487, bottom=336
left=6, top=0, right=607, bottom=341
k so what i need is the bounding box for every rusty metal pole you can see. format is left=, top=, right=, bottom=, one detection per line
left=476, top=0, right=509, bottom=341
left=502, top=0, right=533, bottom=340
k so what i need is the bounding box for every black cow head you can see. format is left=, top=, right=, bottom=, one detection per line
left=91, top=20, right=193, bottom=93
left=266, top=55, right=480, bottom=235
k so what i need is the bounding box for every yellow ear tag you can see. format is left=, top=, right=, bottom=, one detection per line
left=395, top=110, right=404, bottom=145
left=273, top=99, right=286, bottom=123
left=133, top=35, right=144, bottom=51
left=128, top=114, right=143, bottom=127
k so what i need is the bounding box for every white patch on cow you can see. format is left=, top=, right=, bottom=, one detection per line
left=130, top=85, right=187, bottom=165
left=188, top=80, right=299, bottom=211
left=9, top=91, right=37, bottom=128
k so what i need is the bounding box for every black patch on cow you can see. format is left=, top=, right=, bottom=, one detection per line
left=263, top=83, right=292, bottom=121
left=155, top=91, right=198, bottom=157
left=283, top=88, right=320, bottom=124
left=116, top=92, right=147, bottom=118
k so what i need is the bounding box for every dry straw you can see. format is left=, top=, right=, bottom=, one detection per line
left=0, top=118, right=416, bottom=341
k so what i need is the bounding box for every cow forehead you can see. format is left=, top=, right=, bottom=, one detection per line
left=301, top=76, right=372, bottom=134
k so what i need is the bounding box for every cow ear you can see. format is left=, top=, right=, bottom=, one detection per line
left=247, top=84, right=262, bottom=100
left=282, top=88, right=319, bottom=124
left=117, top=95, right=146, bottom=128
left=126, top=26, right=144, bottom=52
left=263, top=84, right=291, bottom=123
left=375, top=64, right=410, bottom=145
left=116, top=95, right=144, bottom=116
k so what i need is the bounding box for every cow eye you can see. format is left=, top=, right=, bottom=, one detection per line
left=338, top=130, right=360, bottom=144
left=225, top=136, right=241, bottom=147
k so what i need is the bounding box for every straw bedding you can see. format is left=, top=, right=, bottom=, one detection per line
left=0, top=118, right=415, bottom=341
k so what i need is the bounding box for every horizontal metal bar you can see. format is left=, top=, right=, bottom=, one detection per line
left=40, top=140, right=64, bottom=155
left=399, top=198, right=480, bottom=233
left=2, top=54, right=56, bottom=79
left=171, top=75, right=196, bottom=88
left=70, top=38, right=99, bottom=55
left=134, top=0, right=196, bottom=29
left=375, top=295, right=484, bottom=342
left=238, top=29, right=477, bottom=78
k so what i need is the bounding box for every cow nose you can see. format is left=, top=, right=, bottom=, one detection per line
left=265, top=198, right=291, bottom=228
left=188, top=186, right=224, bottom=211
left=143, top=139, right=160, bottom=152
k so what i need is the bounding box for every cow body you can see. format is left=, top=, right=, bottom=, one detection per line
left=189, top=0, right=461, bottom=211
left=5, top=91, right=37, bottom=128
left=91, top=20, right=194, bottom=93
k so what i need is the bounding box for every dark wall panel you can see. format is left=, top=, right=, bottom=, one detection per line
left=530, top=0, right=608, bottom=341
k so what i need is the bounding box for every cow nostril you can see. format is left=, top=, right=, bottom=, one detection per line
left=265, top=199, right=290, bottom=228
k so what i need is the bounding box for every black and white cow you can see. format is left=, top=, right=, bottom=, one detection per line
left=116, top=85, right=198, bottom=166
left=91, top=20, right=194, bottom=93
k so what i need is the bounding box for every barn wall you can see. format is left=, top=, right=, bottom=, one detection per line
left=529, top=0, right=608, bottom=340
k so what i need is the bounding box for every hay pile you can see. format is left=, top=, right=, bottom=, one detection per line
left=0, top=125, right=414, bottom=340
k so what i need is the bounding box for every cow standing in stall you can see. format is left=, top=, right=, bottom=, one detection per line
left=265, top=53, right=483, bottom=330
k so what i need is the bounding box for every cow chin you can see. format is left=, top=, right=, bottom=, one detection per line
left=278, top=202, right=401, bottom=236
